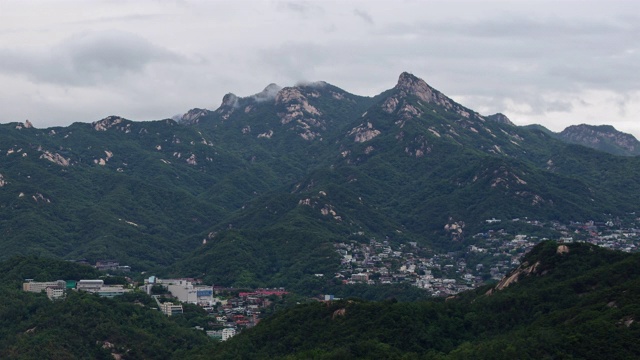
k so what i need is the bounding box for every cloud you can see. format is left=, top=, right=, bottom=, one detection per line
left=0, top=30, right=183, bottom=86
left=353, top=9, right=374, bottom=25
left=277, top=1, right=323, bottom=17
left=251, top=83, right=282, bottom=103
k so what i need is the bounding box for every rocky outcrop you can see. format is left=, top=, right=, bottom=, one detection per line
left=40, top=151, right=70, bottom=166
left=215, top=93, right=239, bottom=120
left=186, top=153, right=197, bottom=165
left=15, top=120, right=34, bottom=129
left=275, top=87, right=324, bottom=140
left=349, top=122, right=381, bottom=143
left=257, top=130, right=274, bottom=139
left=332, top=308, right=346, bottom=319
left=180, top=108, right=211, bottom=125
left=32, top=193, right=51, bottom=203
left=486, top=260, right=541, bottom=295
left=487, top=113, right=514, bottom=126
left=93, top=116, right=125, bottom=131
left=320, top=204, right=341, bottom=221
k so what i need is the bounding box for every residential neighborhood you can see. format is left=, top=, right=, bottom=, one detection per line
left=335, top=216, right=640, bottom=296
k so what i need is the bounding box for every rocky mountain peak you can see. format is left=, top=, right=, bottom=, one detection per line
left=252, top=83, right=282, bottom=103
left=487, top=113, right=514, bottom=126
left=394, top=72, right=436, bottom=102
left=93, top=115, right=126, bottom=131
left=392, top=71, right=461, bottom=113
left=221, top=93, right=239, bottom=108
left=179, top=108, right=210, bottom=125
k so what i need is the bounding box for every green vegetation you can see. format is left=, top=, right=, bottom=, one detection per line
left=0, top=257, right=210, bottom=359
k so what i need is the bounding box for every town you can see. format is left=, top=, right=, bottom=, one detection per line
left=336, top=216, right=640, bottom=296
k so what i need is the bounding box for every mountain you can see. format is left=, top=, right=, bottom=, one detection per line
left=0, top=72, right=639, bottom=292
left=198, top=241, right=640, bottom=359
left=558, top=124, right=640, bottom=156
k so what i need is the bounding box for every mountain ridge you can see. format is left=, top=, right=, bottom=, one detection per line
left=0, top=72, right=638, bottom=292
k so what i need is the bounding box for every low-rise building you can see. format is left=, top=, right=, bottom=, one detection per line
left=95, top=286, right=130, bottom=298
left=222, top=328, right=236, bottom=341
left=46, top=287, right=65, bottom=300
left=77, top=279, right=104, bottom=291
left=23, top=280, right=66, bottom=293
left=160, top=302, right=184, bottom=316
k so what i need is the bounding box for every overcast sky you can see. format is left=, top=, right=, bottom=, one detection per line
left=0, top=0, right=638, bottom=137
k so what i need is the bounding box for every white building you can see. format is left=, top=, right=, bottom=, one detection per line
left=160, top=302, right=184, bottom=316
left=164, top=279, right=214, bottom=306
left=222, top=328, right=236, bottom=341
left=46, top=287, right=65, bottom=300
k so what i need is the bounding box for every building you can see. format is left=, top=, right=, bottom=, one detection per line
left=95, top=286, right=130, bottom=298
left=162, top=279, right=214, bottom=306
left=76, top=280, right=129, bottom=298
left=206, top=330, right=223, bottom=340
left=222, top=328, right=236, bottom=341
left=23, top=280, right=66, bottom=293
left=351, top=273, right=369, bottom=282
left=95, top=260, right=119, bottom=271
left=160, top=302, right=184, bottom=316
left=46, top=287, right=65, bottom=300
left=76, top=279, right=104, bottom=291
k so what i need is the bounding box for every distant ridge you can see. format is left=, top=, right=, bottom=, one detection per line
left=559, top=124, right=640, bottom=156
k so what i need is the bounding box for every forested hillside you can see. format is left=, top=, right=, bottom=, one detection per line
left=0, top=257, right=210, bottom=359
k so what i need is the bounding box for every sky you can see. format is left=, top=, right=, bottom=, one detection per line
left=0, top=0, right=639, bottom=137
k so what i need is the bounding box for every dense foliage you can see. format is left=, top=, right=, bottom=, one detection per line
left=0, top=257, right=210, bottom=359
